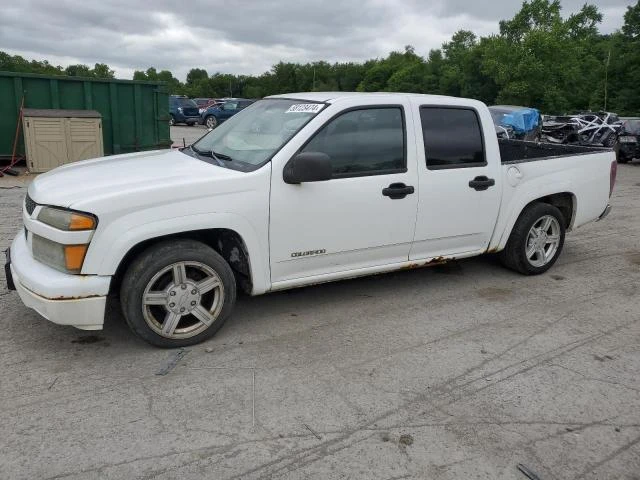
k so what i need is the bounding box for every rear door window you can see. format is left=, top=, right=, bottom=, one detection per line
left=420, top=107, right=486, bottom=169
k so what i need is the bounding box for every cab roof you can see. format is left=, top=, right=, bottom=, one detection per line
left=266, top=91, right=464, bottom=104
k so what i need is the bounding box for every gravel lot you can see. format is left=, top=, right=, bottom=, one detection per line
left=1, top=161, right=639, bottom=480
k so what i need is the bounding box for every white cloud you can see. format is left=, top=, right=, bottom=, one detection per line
left=0, top=0, right=632, bottom=80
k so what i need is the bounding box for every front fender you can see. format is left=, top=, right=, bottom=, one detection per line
left=83, top=212, right=271, bottom=295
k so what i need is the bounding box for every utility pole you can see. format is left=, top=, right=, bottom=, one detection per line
left=604, top=49, right=611, bottom=111
left=313, top=67, right=316, bottom=91
left=229, top=79, right=233, bottom=98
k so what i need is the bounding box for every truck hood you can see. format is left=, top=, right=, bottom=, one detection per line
left=28, top=149, right=244, bottom=209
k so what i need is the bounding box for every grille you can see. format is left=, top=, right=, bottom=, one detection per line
left=25, top=193, right=36, bottom=216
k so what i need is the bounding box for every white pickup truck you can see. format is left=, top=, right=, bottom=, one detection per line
left=5, top=93, right=616, bottom=347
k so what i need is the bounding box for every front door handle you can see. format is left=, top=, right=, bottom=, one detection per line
left=468, top=176, right=495, bottom=191
left=382, top=182, right=415, bottom=199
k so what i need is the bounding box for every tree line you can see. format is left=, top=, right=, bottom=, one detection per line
left=1, top=0, right=639, bottom=115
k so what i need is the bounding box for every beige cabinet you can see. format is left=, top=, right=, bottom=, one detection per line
left=22, top=109, right=104, bottom=173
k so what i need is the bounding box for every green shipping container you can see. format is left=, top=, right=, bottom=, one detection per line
left=0, top=71, right=171, bottom=159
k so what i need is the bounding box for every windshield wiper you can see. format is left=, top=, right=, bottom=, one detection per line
left=211, top=150, right=233, bottom=162
left=190, top=145, right=232, bottom=166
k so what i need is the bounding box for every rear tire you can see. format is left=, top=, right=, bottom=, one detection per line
left=499, top=203, right=566, bottom=275
left=169, top=115, right=175, bottom=126
left=120, top=239, right=236, bottom=348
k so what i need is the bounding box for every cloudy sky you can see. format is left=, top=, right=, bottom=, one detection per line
left=0, top=0, right=633, bottom=80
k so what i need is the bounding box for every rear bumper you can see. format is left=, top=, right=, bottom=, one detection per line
left=8, top=230, right=110, bottom=330
left=173, top=113, right=200, bottom=123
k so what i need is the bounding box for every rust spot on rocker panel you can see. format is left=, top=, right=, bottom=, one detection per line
left=399, top=257, right=453, bottom=270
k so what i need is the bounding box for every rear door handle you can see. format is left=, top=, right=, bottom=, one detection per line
left=382, top=182, right=415, bottom=199
left=468, top=176, right=495, bottom=191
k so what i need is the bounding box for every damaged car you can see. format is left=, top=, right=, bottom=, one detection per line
left=489, top=105, right=541, bottom=141
left=617, top=119, right=640, bottom=163
left=542, top=111, right=622, bottom=147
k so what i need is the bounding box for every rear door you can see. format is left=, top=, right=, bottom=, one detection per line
left=410, top=103, right=502, bottom=260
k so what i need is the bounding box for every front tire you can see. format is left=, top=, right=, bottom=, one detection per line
left=120, top=239, right=236, bottom=348
left=499, top=203, right=566, bottom=275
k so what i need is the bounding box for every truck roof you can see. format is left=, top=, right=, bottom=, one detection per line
left=266, top=91, right=469, bottom=104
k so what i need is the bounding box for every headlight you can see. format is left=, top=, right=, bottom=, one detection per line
left=177, top=107, right=183, bottom=113
left=32, top=235, right=89, bottom=274
left=38, top=207, right=97, bottom=231
left=34, top=207, right=96, bottom=273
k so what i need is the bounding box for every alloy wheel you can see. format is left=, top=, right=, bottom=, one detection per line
left=141, top=261, right=224, bottom=339
left=525, top=215, right=561, bottom=268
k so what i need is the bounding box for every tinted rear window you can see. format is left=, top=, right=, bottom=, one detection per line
left=172, top=97, right=197, bottom=108
left=420, top=107, right=486, bottom=169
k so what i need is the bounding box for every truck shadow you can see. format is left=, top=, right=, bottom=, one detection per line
left=98, top=253, right=510, bottom=348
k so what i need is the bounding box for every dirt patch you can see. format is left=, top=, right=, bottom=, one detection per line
left=626, top=253, right=640, bottom=266
left=477, top=287, right=512, bottom=300
left=551, top=274, right=566, bottom=281
left=398, top=434, right=414, bottom=446
left=71, top=335, right=107, bottom=345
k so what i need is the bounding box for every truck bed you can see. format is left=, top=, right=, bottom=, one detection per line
left=499, top=139, right=610, bottom=164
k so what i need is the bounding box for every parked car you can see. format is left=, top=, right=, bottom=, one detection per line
left=542, top=112, right=622, bottom=147
left=617, top=119, right=640, bottom=163
left=169, top=95, right=200, bottom=126
left=194, top=98, right=224, bottom=114
left=6, top=93, right=616, bottom=347
left=201, top=98, right=255, bottom=129
left=193, top=98, right=213, bottom=108
left=489, top=105, right=541, bottom=141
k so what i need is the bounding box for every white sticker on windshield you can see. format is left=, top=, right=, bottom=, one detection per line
left=286, top=103, right=323, bottom=114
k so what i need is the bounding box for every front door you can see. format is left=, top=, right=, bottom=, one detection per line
left=410, top=104, right=502, bottom=260
left=269, top=100, right=419, bottom=284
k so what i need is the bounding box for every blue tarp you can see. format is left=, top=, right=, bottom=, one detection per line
left=501, top=108, right=540, bottom=133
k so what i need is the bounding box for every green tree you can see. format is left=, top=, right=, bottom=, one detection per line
left=65, top=64, right=92, bottom=77
left=481, top=0, right=603, bottom=113
left=92, top=63, right=115, bottom=78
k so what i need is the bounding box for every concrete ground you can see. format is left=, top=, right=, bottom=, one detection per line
left=171, top=124, right=209, bottom=148
left=1, top=162, right=639, bottom=480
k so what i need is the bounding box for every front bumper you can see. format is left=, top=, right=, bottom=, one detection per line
left=7, top=230, right=111, bottom=330
left=618, top=142, right=639, bottom=158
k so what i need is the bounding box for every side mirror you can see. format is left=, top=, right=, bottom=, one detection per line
left=283, top=152, right=332, bottom=184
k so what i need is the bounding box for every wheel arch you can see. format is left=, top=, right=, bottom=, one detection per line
left=493, top=191, right=576, bottom=251
left=109, top=228, right=256, bottom=296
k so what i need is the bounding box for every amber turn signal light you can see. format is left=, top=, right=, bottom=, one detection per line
left=69, top=213, right=96, bottom=230
left=64, top=244, right=89, bottom=272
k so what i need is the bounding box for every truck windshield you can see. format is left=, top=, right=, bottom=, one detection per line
left=191, top=99, right=325, bottom=169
